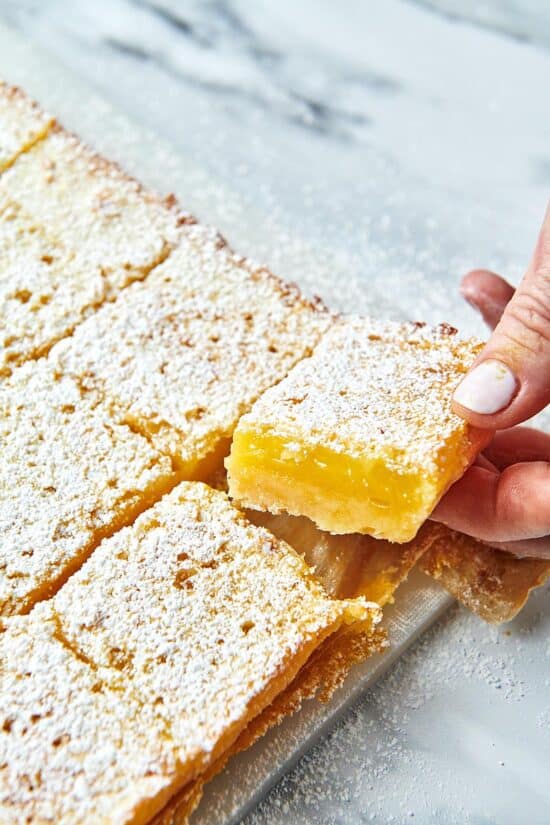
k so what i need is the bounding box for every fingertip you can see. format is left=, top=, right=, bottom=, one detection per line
left=452, top=359, right=518, bottom=418
left=460, top=268, right=492, bottom=293
left=461, top=270, right=514, bottom=301
left=452, top=356, right=550, bottom=431
left=451, top=397, right=522, bottom=432
left=459, top=271, right=515, bottom=331
left=459, top=270, right=489, bottom=303
left=483, top=426, right=550, bottom=469
left=434, top=460, right=550, bottom=544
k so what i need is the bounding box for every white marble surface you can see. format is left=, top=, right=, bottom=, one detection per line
left=0, top=2, right=549, bottom=823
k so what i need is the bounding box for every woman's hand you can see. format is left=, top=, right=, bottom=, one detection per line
left=432, top=203, right=550, bottom=559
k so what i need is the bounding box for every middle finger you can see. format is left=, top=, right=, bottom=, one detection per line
left=483, top=426, right=550, bottom=469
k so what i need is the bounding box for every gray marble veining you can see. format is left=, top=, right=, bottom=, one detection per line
left=1, top=0, right=545, bottom=332
left=0, top=2, right=549, bottom=823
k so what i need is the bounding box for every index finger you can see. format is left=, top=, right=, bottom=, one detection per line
left=483, top=426, right=550, bottom=469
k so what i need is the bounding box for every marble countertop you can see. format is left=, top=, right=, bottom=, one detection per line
left=0, top=1, right=549, bottom=823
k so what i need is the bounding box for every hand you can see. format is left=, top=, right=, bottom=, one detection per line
left=432, top=203, right=550, bottom=559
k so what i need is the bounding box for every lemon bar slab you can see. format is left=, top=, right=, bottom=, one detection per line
left=0, top=200, right=108, bottom=375
left=0, top=81, right=53, bottom=172
left=0, top=360, right=175, bottom=616
left=152, top=621, right=385, bottom=825
left=420, top=526, right=550, bottom=623
left=49, top=482, right=373, bottom=705
left=0, top=483, right=375, bottom=825
left=50, top=225, right=331, bottom=476
left=227, top=317, right=492, bottom=543
left=0, top=124, right=184, bottom=294
left=0, top=615, right=179, bottom=825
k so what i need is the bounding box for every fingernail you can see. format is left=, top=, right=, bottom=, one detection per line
left=453, top=359, right=517, bottom=414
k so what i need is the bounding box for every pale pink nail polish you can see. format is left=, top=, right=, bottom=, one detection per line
left=453, top=359, right=517, bottom=415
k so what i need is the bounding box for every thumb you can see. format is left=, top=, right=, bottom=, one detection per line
left=453, top=202, right=550, bottom=429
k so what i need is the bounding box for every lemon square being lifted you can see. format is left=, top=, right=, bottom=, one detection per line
left=227, top=317, right=492, bottom=543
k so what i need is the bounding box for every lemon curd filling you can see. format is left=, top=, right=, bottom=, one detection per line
left=228, top=428, right=464, bottom=543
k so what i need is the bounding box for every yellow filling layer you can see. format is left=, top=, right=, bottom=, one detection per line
left=228, top=428, right=462, bottom=543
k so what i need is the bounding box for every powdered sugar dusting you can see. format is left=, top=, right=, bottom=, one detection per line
left=236, top=316, right=482, bottom=473
left=0, top=200, right=107, bottom=374
left=0, top=80, right=53, bottom=171
left=50, top=224, right=331, bottom=468
left=0, top=482, right=373, bottom=824
left=0, top=615, right=176, bottom=825
left=243, top=589, right=550, bottom=825
left=0, top=359, right=173, bottom=615
left=0, top=124, right=183, bottom=293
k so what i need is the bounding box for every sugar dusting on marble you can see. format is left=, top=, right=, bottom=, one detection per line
left=241, top=585, right=550, bottom=825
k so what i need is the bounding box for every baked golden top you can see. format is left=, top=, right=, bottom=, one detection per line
left=0, top=359, right=174, bottom=616
left=0, top=82, right=53, bottom=172
left=0, top=483, right=375, bottom=824
left=0, top=200, right=108, bottom=374
left=50, top=483, right=372, bottom=695
left=0, top=124, right=183, bottom=293
left=0, top=615, right=176, bottom=825
left=235, top=317, right=482, bottom=474
left=50, top=225, right=331, bottom=469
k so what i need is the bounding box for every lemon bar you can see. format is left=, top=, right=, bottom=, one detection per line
left=0, top=201, right=108, bottom=375
left=0, top=360, right=174, bottom=616
left=0, top=81, right=53, bottom=172
left=227, top=317, right=492, bottom=543
left=0, top=615, right=176, bottom=825
left=420, top=526, right=550, bottom=623
left=152, top=621, right=385, bottom=825
left=0, top=483, right=375, bottom=825
left=0, top=124, right=183, bottom=294
left=49, top=482, right=374, bottom=695
left=50, top=225, right=331, bottom=476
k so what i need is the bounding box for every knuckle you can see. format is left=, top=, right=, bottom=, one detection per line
left=501, top=286, right=550, bottom=354
left=532, top=226, right=550, bottom=277
left=533, top=261, right=550, bottom=282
